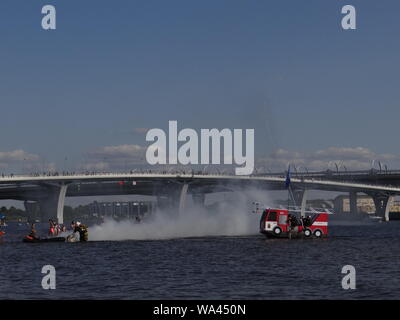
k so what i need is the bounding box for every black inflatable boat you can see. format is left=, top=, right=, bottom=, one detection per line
left=23, top=235, right=66, bottom=243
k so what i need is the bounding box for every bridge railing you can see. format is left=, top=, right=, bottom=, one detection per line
left=3, top=168, right=400, bottom=179
left=1, top=170, right=400, bottom=193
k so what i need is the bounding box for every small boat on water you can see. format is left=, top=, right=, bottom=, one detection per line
left=23, top=235, right=66, bottom=243
left=23, top=234, right=80, bottom=243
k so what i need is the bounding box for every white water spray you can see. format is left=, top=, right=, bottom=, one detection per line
left=90, top=189, right=272, bottom=241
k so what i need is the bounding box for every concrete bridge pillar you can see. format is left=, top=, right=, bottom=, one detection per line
left=349, top=192, right=358, bottom=214
left=38, top=183, right=69, bottom=224
left=156, top=183, right=189, bottom=216
left=57, top=184, right=68, bottom=224
left=178, top=183, right=189, bottom=215
left=293, top=189, right=308, bottom=218
left=373, top=194, right=393, bottom=221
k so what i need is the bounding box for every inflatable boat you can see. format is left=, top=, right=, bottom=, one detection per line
left=23, top=235, right=66, bottom=243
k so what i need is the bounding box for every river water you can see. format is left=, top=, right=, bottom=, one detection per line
left=1, top=221, right=400, bottom=299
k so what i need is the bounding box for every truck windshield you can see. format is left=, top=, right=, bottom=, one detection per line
left=267, top=212, right=277, bottom=221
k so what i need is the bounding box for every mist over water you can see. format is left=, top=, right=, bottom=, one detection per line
left=90, top=189, right=270, bottom=241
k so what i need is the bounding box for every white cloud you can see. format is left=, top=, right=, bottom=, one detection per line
left=82, top=161, right=109, bottom=171
left=88, top=144, right=146, bottom=158
left=0, top=150, right=41, bottom=172
left=256, top=147, right=400, bottom=172
left=0, top=149, right=39, bottom=162
left=84, top=144, right=148, bottom=170
left=1, top=145, right=396, bottom=174
left=132, top=128, right=149, bottom=135
left=82, top=144, right=400, bottom=173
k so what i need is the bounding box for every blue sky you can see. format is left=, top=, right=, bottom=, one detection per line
left=1, top=0, right=400, bottom=172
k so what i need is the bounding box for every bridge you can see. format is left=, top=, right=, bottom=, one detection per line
left=1, top=170, right=400, bottom=223
left=262, top=169, right=400, bottom=186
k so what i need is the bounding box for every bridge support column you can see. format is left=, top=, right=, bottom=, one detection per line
left=300, top=190, right=308, bottom=218
left=156, top=183, right=189, bottom=215
left=57, top=184, right=68, bottom=224
left=384, top=196, right=394, bottom=222
left=349, top=192, right=358, bottom=214
left=293, top=190, right=308, bottom=217
left=178, top=183, right=189, bottom=215
left=373, top=194, right=393, bottom=221
left=38, top=184, right=68, bottom=223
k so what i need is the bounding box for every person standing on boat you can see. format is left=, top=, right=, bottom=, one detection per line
left=55, top=223, right=61, bottom=235
left=48, top=219, right=55, bottom=236
left=70, top=221, right=89, bottom=242
left=29, top=223, right=40, bottom=240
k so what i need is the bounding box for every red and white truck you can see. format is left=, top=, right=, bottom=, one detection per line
left=258, top=208, right=329, bottom=238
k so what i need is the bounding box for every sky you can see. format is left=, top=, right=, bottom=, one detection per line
left=1, top=0, right=400, bottom=173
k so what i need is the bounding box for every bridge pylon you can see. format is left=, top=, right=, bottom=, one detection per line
left=293, top=189, right=308, bottom=218
left=155, top=182, right=190, bottom=216
left=349, top=192, right=358, bottom=214
left=37, top=183, right=69, bottom=224
left=371, top=193, right=394, bottom=222
left=156, top=182, right=208, bottom=215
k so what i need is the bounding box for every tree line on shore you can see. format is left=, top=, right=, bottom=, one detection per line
left=0, top=204, right=94, bottom=223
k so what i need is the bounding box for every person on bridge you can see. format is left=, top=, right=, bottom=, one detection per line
left=70, top=221, right=89, bottom=242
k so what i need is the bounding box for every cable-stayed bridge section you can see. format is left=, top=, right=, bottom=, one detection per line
left=263, top=169, right=400, bottom=186
left=1, top=172, right=400, bottom=223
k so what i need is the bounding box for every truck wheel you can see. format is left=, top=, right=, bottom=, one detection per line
left=314, top=229, right=322, bottom=238
left=304, top=229, right=312, bottom=237
left=273, top=227, right=282, bottom=235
